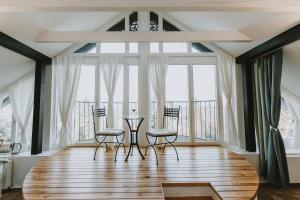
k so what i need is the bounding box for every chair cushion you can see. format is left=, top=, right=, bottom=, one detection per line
left=147, top=129, right=177, bottom=137
left=96, top=128, right=124, bottom=136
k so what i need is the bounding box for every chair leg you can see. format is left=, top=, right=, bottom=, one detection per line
left=149, top=145, right=159, bottom=165
left=122, top=143, right=126, bottom=153
left=145, top=145, right=150, bottom=156
left=170, top=143, right=179, bottom=161
left=162, top=143, right=167, bottom=153
left=104, top=142, right=108, bottom=152
left=114, top=142, right=122, bottom=162
left=94, top=142, right=103, bottom=160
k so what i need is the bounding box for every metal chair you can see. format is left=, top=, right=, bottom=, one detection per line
left=91, top=106, right=126, bottom=161
left=145, top=106, right=180, bottom=165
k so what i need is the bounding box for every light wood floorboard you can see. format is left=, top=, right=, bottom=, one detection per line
left=23, top=146, right=259, bottom=200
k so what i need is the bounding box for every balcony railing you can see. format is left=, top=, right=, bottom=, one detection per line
left=70, top=100, right=218, bottom=143
left=194, top=100, right=218, bottom=141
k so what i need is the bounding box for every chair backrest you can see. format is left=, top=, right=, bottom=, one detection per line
left=91, top=106, right=107, bottom=134
left=162, top=106, right=180, bottom=133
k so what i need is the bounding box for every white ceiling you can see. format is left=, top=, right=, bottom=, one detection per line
left=0, top=12, right=120, bottom=57
left=168, top=11, right=300, bottom=56
left=1, top=10, right=300, bottom=88
left=0, top=46, right=34, bottom=92
left=0, top=11, right=299, bottom=58
left=0, top=12, right=120, bottom=88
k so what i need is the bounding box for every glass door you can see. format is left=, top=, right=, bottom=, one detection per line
left=166, top=65, right=190, bottom=143
left=192, top=64, right=218, bottom=143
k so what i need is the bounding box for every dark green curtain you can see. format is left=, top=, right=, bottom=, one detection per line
left=253, top=49, right=290, bottom=186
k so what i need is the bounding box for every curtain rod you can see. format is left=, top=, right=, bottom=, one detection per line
left=251, top=47, right=282, bottom=61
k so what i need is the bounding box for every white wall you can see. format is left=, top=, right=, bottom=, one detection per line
left=282, top=48, right=300, bottom=97
left=11, top=150, right=58, bottom=188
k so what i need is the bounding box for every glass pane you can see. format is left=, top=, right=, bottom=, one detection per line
left=114, top=67, right=123, bottom=129
left=76, top=65, right=95, bottom=102
left=74, top=65, right=95, bottom=142
left=192, top=46, right=201, bottom=53
left=0, top=103, right=12, bottom=142
left=163, top=19, right=180, bottom=31
left=108, top=18, right=125, bottom=32
left=279, top=97, right=296, bottom=150
left=150, top=11, right=159, bottom=32
left=193, top=65, right=216, bottom=101
left=150, top=42, right=159, bottom=53
left=101, top=43, right=125, bottom=53
left=191, top=43, right=213, bottom=53
left=129, top=65, right=138, bottom=115
left=166, top=65, right=189, bottom=142
left=75, top=43, right=96, bottom=53
left=86, top=46, right=96, bottom=53
left=193, top=65, right=218, bottom=142
left=163, top=43, right=188, bottom=53
left=129, top=43, right=138, bottom=53
left=129, top=12, right=138, bottom=32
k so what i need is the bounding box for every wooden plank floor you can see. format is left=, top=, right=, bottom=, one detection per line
left=22, top=146, right=259, bottom=200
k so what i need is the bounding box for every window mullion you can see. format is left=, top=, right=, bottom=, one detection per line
left=188, top=62, right=195, bottom=144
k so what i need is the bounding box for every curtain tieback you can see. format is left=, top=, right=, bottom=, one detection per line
left=270, top=125, right=279, bottom=132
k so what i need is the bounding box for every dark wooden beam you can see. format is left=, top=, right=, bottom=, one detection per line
left=31, top=61, right=46, bottom=155
left=0, top=31, right=51, bottom=154
left=236, top=23, right=300, bottom=64
left=0, top=31, right=51, bottom=64
left=241, top=62, right=256, bottom=152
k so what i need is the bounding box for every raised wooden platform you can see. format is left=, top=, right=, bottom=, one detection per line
left=23, top=146, right=259, bottom=200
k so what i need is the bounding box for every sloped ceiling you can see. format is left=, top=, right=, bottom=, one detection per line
left=1, top=9, right=300, bottom=99
left=0, top=46, right=35, bottom=92
left=0, top=12, right=120, bottom=88
left=0, top=12, right=120, bottom=57
left=168, top=11, right=300, bottom=56
left=0, top=11, right=300, bottom=60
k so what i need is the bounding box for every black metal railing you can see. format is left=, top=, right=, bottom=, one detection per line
left=194, top=100, right=218, bottom=141
left=69, top=100, right=218, bottom=142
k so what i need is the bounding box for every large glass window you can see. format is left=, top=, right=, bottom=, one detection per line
left=70, top=11, right=217, bottom=144
left=166, top=65, right=190, bottom=142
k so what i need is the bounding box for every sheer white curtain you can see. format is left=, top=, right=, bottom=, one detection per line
left=0, top=92, right=6, bottom=106
left=217, top=54, right=238, bottom=147
left=149, top=55, right=169, bottom=129
left=281, top=87, right=300, bottom=148
left=99, top=56, right=124, bottom=128
left=53, top=55, right=83, bottom=147
left=8, top=72, right=35, bottom=150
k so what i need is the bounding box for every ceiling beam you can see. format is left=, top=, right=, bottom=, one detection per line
left=1, top=0, right=300, bottom=12
left=236, top=23, right=300, bottom=64
left=0, top=32, right=51, bottom=64
left=37, top=31, right=251, bottom=43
